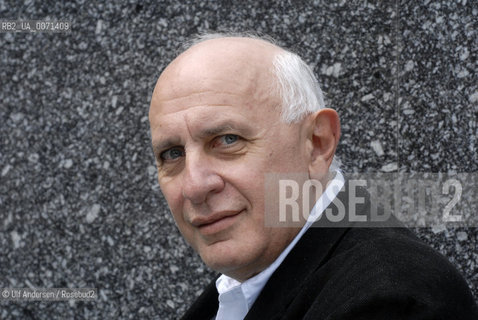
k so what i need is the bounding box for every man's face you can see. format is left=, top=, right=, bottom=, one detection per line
left=149, top=39, right=310, bottom=281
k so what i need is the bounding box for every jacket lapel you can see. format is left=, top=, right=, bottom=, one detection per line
left=244, top=226, right=349, bottom=319
left=181, top=278, right=219, bottom=320
left=245, top=180, right=357, bottom=319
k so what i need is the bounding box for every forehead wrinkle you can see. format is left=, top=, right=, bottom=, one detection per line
left=156, top=97, right=245, bottom=118
left=182, top=110, right=236, bottom=139
left=158, top=90, right=242, bottom=105
left=183, top=111, right=194, bottom=143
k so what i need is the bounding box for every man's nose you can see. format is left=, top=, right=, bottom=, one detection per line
left=181, top=152, right=225, bottom=205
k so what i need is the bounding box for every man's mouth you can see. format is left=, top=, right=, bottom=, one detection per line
left=192, top=210, right=244, bottom=235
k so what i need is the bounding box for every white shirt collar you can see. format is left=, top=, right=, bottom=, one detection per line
left=215, top=171, right=345, bottom=320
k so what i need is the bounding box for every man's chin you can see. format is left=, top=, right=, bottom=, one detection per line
left=198, top=243, right=253, bottom=277
left=199, top=243, right=238, bottom=269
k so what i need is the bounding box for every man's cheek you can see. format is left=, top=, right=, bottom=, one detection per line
left=172, top=213, right=194, bottom=242
left=170, top=209, right=186, bottom=228
left=161, top=187, right=183, bottom=214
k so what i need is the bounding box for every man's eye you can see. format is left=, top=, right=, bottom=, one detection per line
left=219, top=134, right=239, bottom=145
left=160, top=147, right=184, bottom=161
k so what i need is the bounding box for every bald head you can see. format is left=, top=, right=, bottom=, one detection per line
left=167, top=36, right=281, bottom=74
left=151, top=37, right=283, bottom=116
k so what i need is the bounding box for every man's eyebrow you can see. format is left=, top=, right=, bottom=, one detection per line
left=152, top=139, right=180, bottom=157
left=199, top=124, right=237, bottom=137
left=198, top=119, right=255, bottom=137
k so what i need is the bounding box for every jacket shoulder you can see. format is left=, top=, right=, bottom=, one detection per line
left=299, top=228, right=478, bottom=320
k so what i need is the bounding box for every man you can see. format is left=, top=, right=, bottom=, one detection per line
left=149, top=34, right=478, bottom=319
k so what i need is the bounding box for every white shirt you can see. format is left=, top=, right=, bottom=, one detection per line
left=215, top=171, right=345, bottom=320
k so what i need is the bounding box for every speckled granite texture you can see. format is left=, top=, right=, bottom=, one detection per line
left=0, top=1, right=476, bottom=319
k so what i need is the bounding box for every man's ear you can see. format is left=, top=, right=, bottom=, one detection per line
left=306, top=108, right=340, bottom=180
